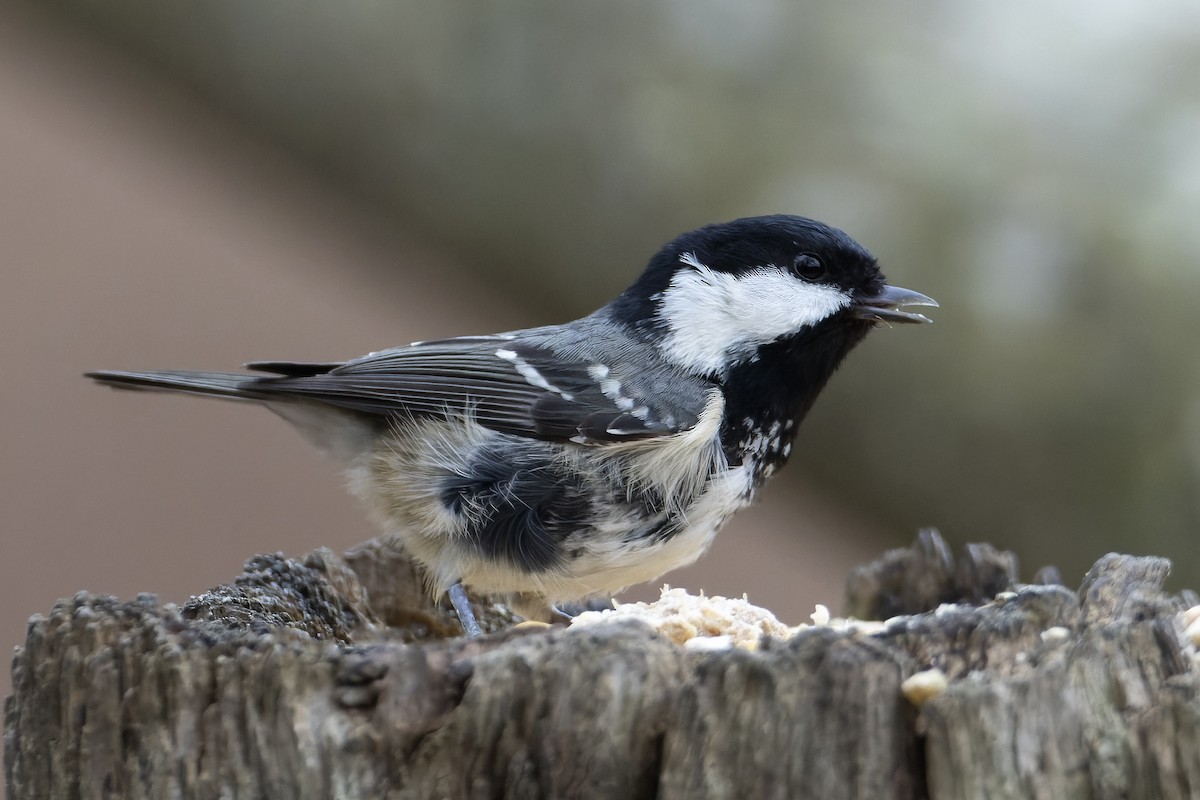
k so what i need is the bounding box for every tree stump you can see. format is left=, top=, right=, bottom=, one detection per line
left=5, top=531, right=1200, bottom=799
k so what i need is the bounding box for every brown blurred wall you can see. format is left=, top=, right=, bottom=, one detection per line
left=0, top=2, right=886, bottom=754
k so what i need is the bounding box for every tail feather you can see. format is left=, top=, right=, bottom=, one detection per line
left=243, top=360, right=343, bottom=377
left=85, top=370, right=267, bottom=402
left=87, top=368, right=379, bottom=465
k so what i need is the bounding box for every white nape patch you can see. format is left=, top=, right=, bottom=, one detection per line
left=496, top=348, right=574, bottom=400
left=659, top=253, right=851, bottom=376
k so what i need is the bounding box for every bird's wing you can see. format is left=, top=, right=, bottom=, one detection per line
left=245, top=335, right=696, bottom=444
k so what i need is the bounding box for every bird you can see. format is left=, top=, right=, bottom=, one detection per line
left=87, top=214, right=936, bottom=637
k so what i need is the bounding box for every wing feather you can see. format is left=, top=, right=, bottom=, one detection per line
left=245, top=335, right=693, bottom=444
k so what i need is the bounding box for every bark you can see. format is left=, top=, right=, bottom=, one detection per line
left=5, top=532, right=1199, bottom=799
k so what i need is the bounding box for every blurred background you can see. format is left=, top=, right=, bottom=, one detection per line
left=3, top=0, right=1199, bottom=721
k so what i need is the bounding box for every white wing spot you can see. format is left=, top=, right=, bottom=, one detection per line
left=495, top=348, right=574, bottom=401
left=599, top=378, right=623, bottom=398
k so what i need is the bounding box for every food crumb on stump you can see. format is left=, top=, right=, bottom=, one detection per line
left=901, top=668, right=949, bottom=705
left=1040, top=625, right=1071, bottom=643
left=568, top=586, right=885, bottom=649
left=1181, top=605, right=1200, bottom=646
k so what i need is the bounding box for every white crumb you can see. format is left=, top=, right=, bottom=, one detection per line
left=1040, top=626, right=1071, bottom=643
left=1180, top=605, right=1200, bottom=629
left=1181, top=605, right=1200, bottom=648
left=684, top=635, right=735, bottom=652
left=902, top=668, right=949, bottom=705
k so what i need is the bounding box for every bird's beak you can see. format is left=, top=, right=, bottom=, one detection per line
left=852, top=284, right=938, bottom=325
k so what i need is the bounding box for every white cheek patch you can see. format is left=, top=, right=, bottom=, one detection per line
left=658, top=253, right=851, bottom=375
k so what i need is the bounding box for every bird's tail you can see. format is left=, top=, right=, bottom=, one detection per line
left=87, top=368, right=377, bottom=466
left=85, top=370, right=267, bottom=402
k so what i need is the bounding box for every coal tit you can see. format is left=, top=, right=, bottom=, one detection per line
left=87, top=215, right=935, bottom=636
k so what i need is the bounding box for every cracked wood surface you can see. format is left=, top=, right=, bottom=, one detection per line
left=5, top=532, right=1199, bottom=799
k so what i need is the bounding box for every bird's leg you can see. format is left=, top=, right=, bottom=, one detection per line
left=447, top=581, right=484, bottom=638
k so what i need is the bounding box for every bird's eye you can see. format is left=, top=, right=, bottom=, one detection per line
left=791, top=253, right=825, bottom=281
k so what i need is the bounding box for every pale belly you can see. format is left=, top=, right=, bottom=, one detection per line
left=428, top=462, right=756, bottom=604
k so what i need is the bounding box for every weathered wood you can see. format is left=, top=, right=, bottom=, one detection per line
left=5, top=532, right=1199, bottom=799
left=844, top=527, right=1024, bottom=620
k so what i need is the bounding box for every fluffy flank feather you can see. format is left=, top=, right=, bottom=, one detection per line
left=602, top=389, right=727, bottom=516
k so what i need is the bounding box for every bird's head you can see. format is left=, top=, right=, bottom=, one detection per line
left=610, top=214, right=936, bottom=380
